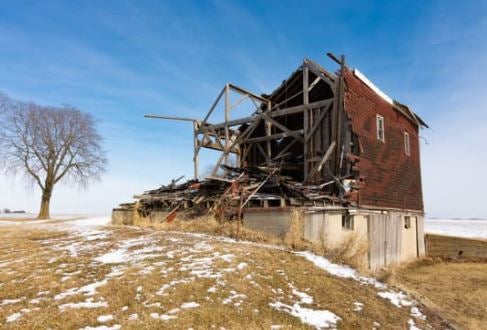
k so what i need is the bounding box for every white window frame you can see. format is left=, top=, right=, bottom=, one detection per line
left=404, top=216, right=411, bottom=229
left=404, top=132, right=411, bottom=156
left=342, top=214, right=354, bottom=231
left=376, top=115, right=385, bottom=142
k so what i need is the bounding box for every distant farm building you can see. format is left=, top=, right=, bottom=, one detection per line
left=113, top=54, right=428, bottom=270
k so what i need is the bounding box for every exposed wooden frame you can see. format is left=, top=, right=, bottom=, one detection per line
left=147, top=57, right=344, bottom=188
left=305, top=141, right=336, bottom=182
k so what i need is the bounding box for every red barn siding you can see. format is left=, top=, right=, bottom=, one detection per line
left=343, top=70, right=424, bottom=211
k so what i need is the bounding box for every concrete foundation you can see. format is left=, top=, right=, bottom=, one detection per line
left=243, top=208, right=293, bottom=237
left=112, top=205, right=426, bottom=270
left=111, top=209, right=134, bottom=225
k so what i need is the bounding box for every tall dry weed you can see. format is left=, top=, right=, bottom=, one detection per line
left=284, top=208, right=307, bottom=250
left=312, top=231, right=369, bottom=271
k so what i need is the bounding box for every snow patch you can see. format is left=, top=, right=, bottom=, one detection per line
left=181, top=302, right=200, bottom=309
left=95, top=249, right=126, bottom=264
left=410, top=307, right=426, bottom=320
left=296, top=251, right=385, bottom=289
left=377, top=291, right=413, bottom=308
left=1, top=298, right=25, bottom=306
left=353, top=302, right=364, bottom=312
left=150, top=313, right=177, bottom=321
left=270, top=301, right=340, bottom=329
left=6, top=312, right=22, bottom=323
left=79, top=325, right=121, bottom=330
left=58, top=299, right=108, bottom=310
left=236, top=262, right=248, bottom=270
left=97, top=315, right=114, bottom=323
left=219, top=254, right=234, bottom=262
left=290, top=285, right=313, bottom=304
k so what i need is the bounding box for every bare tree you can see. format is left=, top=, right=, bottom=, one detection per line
left=0, top=93, right=107, bottom=219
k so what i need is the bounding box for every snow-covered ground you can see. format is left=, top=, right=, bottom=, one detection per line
left=425, top=218, right=487, bottom=240
left=0, top=213, right=84, bottom=220
left=0, top=214, right=109, bottom=227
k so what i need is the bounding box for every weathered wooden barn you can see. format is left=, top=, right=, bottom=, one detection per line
left=113, top=54, right=428, bottom=270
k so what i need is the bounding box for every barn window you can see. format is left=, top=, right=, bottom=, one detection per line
left=342, top=214, right=354, bottom=230
left=404, top=216, right=411, bottom=229
left=404, top=132, right=411, bottom=156
left=376, top=115, right=385, bottom=142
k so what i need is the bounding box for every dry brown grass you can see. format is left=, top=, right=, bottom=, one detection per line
left=0, top=223, right=446, bottom=329
left=390, top=259, right=487, bottom=329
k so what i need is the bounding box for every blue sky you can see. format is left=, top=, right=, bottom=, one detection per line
left=0, top=0, right=486, bottom=218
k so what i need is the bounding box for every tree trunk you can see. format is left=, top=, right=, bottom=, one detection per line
left=38, top=188, right=52, bottom=220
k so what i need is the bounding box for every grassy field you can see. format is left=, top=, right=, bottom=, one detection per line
left=392, top=260, right=487, bottom=330
left=0, top=217, right=448, bottom=329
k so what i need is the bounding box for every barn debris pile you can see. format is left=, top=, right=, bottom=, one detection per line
left=115, top=165, right=348, bottom=221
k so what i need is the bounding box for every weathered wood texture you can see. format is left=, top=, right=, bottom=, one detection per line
left=416, top=216, right=426, bottom=257
left=368, top=212, right=418, bottom=271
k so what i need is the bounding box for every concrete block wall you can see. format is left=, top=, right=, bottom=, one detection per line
left=243, top=209, right=292, bottom=237
left=425, top=234, right=487, bottom=260
left=111, top=209, right=134, bottom=225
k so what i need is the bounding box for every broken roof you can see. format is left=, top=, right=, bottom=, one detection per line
left=263, top=59, right=428, bottom=128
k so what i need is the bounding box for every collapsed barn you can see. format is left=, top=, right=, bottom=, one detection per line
left=113, top=54, right=428, bottom=270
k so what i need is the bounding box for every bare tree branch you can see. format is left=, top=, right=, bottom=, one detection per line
left=0, top=92, right=107, bottom=219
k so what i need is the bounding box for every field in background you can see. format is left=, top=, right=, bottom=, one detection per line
left=0, top=217, right=443, bottom=329
left=425, top=218, right=487, bottom=240
left=393, top=260, right=487, bottom=329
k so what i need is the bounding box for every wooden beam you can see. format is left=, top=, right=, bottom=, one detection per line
left=200, top=99, right=332, bottom=131
left=231, top=93, right=249, bottom=110
left=208, top=126, right=225, bottom=150
left=304, top=58, right=336, bottom=88
left=229, top=83, right=269, bottom=104
left=265, top=101, right=272, bottom=164
left=272, top=138, right=298, bottom=161
left=240, top=169, right=277, bottom=209
left=271, top=99, right=332, bottom=117
left=242, top=130, right=304, bottom=144
left=304, top=101, right=333, bottom=142
left=224, top=84, right=230, bottom=167
left=255, top=142, right=268, bottom=160
left=262, top=113, right=304, bottom=143
left=202, top=86, right=225, bottom=124
left=196, top=140, right=238, bottom=153
left=210, top=109, right=263, bottom=175
left=305, top=141, right=336, bottom=182
left=195, top=86, right=226, bottom=156
left=270, top=90, right=303, bottom=110
left=308, top=76, right=321, bottom=93
left=144, top=114, right=198, bottom=122
left=334, top=55, right=346, bottom=175
left=303, top=63, right=309, bottom=179
left=193, top=120, right=198, bottom=179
